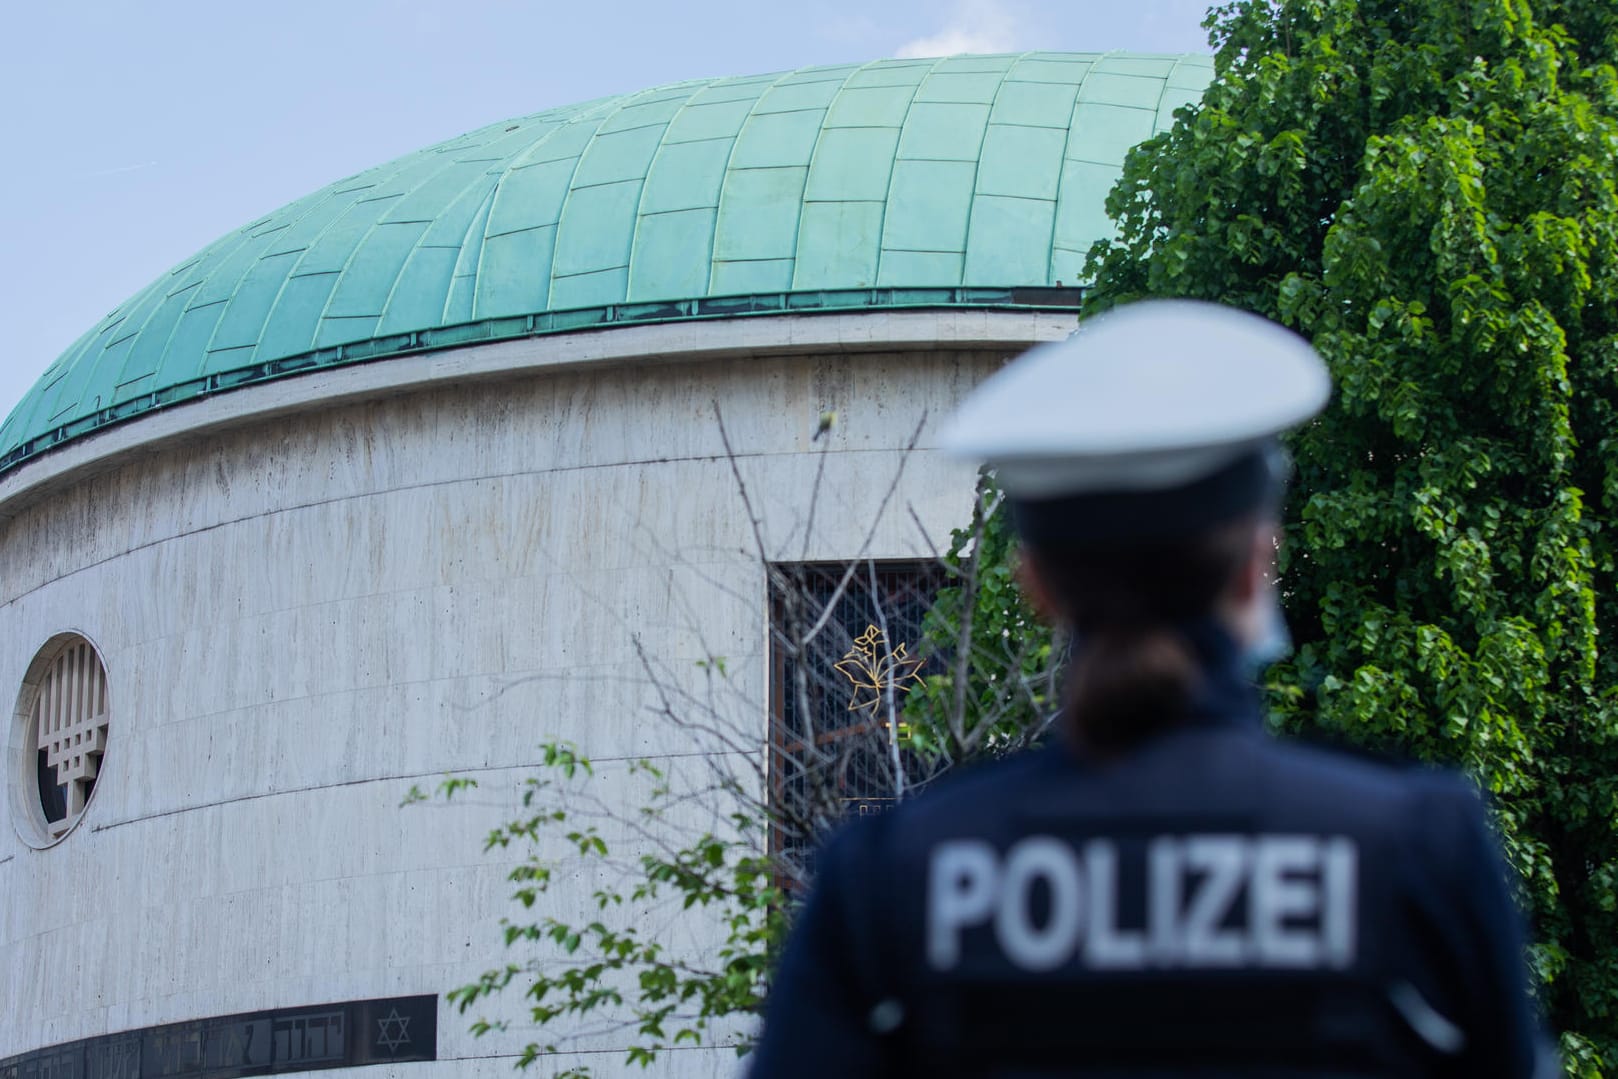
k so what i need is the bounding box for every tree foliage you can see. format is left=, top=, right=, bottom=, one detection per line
left=405, top=746, right=787, bottom=1076
left=1080, top=0, right=1618, bottom=1068
left=902, top=476, right=1063, bottom=760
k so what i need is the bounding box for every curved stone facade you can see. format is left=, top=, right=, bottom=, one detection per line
left=0, top=310, right=1076, bottom=1075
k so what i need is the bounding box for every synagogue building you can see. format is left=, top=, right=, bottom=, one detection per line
left=0, top=52, right=1209, bottom=1079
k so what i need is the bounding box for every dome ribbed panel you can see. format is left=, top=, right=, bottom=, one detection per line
left=0, top=52, right=1212, bottom=470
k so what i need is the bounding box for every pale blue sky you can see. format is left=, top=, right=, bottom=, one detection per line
left=0, top=0, right=1215, bottom=422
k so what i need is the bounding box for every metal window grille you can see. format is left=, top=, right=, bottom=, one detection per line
left=29, top=638, right=109, bottom=838
left=768, top=561, right=944, bottom=876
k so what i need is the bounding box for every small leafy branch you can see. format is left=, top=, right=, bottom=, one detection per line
left=416, top=745, right=787, bottom=1075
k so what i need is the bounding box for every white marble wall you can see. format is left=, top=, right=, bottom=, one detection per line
left=0, top=330, right=1058, bottom=1075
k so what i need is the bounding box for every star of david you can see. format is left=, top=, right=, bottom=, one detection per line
left=376, top=1009, right=412, bottom=1052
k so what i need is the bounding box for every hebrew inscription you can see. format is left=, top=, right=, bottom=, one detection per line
left=0, top=996, right=433, bottom=1079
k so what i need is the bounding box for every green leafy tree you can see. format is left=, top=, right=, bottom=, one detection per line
left=1078, top=0, right=1618, bottom=1068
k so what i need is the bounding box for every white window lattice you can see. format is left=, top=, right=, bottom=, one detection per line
left=33, top=639, right=109, bottom=837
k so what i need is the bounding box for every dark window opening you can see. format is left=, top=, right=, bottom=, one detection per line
left=37, top=747, right=70, bottom=825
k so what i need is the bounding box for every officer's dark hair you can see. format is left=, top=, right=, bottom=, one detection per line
left=1024, top=519, right=1253, bottom=755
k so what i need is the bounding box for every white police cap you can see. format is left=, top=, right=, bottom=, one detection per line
left=939, top=299, right=1331, bottom=541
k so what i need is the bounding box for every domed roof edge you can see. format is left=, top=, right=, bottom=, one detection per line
left=1, top=51, right=1213, bottom=476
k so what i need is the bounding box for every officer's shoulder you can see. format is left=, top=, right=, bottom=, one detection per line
left=807, top=764, right=1032, bottom=892
left=932, top=741, right=1059, bottom=795
left=1256, top=731, right=1491, bottom=828
left=1268, top=729, right=1479, bottom=790
left=871, top=744, right=1065, bottom=838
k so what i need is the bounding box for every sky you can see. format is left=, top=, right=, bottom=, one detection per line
left=0, top=0, right=1215, bottom=424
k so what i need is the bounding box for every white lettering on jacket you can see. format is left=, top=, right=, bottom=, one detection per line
left=926, top=834, right=1358, bottom=972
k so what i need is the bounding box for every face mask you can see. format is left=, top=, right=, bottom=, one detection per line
left=1243, top=585, right=1293, bottom=678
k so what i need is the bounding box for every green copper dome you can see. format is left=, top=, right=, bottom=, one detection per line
left=0, top=52, right=1211, bottom=476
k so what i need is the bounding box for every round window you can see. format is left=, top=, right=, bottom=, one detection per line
left=11, top=634, right=110, bottom=845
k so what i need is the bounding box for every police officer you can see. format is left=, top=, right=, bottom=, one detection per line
left=748, top=300, right=1554, bottom=1077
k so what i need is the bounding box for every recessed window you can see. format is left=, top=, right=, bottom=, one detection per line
left=767, top=562, right=942, bottom=878
left=11, top=634, right=109, bottom=844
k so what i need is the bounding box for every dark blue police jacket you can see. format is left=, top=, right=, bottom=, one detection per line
left=749, top=626, right=1551, bottom=1077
